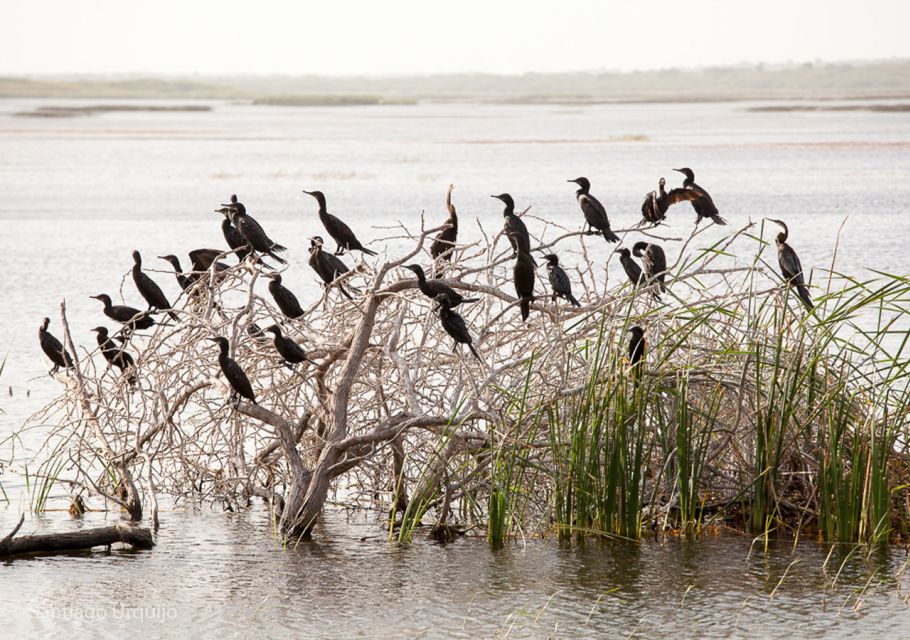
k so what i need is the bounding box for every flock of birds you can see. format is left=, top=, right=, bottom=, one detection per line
left=38, top=168, right=815, bottom=407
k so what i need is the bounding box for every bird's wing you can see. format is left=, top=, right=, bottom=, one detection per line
left=579, top=194, right=608, bottom=226
left=666, top=188, right=698, bottom=207
left=550, top=266, right=572, bottom=295
left=325, top=212, right=358, bottom=242
left=780, top=245, right=806, bottom=286
left=649, top=245, right=668, bottom=275
left=323, top=253, right=350, bottom=278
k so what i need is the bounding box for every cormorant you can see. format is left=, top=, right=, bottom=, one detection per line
left=435, top=293, right=480, bottom=360
left=302, top=190, right=377, bottom=256
left=640, top=177, right=670, bottom=226
left=543, top=254, right=580, bottom=307
left=492, top=193, right=533, bottom=258
left=627, top=325, right=646, bottom=384
left=568, top=177, right=620, bottom=242
left=158, top=255, right=194, bottom=291
left=188, top=249, right=231, bottom=275
left=265, top=325, right=315, bottom=369
left=632, top=241, right=668, bottom=294
left=431, top=184, right=458, bottom=264
left=90, top=294, right=155, bottom=331
left=670, top=168, right=727, bottom=226
left=247, top=322, right=270, bottom=342
left=215, top=207, right=253, bottom=262
left=615, top=247, right=644, bottom=289
left=308, top=236, right=354, bottom=301
left=266, top=273, right=305, bottom=319
left=209, top=336, right=256, bottom=405
left=223, top=194, right=288, bottom=265
left=39, top=317, right=73, bottom=374
left=512, top=244, right=536, bottom=321
left=768, top=219, right=813, bottom=311
left=131, top=251, right=178, bottom=321
left=91, top=326, right=136, bottom=385
left=403, top=264, right=479, bottom=308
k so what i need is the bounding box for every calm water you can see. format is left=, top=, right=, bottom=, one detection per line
left=2, top=99, right=910, bottom=637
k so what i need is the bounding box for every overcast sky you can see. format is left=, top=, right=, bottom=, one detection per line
left=3, top=1, right=909, bottom=76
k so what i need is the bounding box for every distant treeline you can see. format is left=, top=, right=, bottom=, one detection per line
left=2, top=60, right=909, bottom=104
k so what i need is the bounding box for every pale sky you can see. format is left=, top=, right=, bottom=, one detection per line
left=3, top=0, right=909, bottom=76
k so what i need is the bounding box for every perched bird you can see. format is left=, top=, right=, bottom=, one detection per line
left=246, top=322, right=270, bottom=343
left=640, top=177, right=670, bottom=226
left=512, top=244, right=537, bottom=321
left=302, top=190, right=377, bottom=256
left=131, top=251, right=178, bottom=321
left=265, top=325, right=315, bottom=369
left=403, top=264, right=479, bottom=308
left=158, top=254, right=194, bottom=291
left=39, top=317, right=73, bottom=374
left=209, top=336, right=256, bottom=405
left=768, top=219, right=813, bottom=311
left=670, top=168, right=726, bottom=226
left=91, top=326, right=136, bottom=385
left=431, top=184, right=458, bottom=264
left=435, top=293, right=480, bottom=360
left=627, top=325, right=646, bottom=384
left=568, top=177, right=620, bottom=242
left=308, top=236, right=354, bottom=301
left=215, top=207, right=253, bottom=262
left=615, top=247, right=644, bottom=289
left=543, top=254, right=580, bottom=307
left=188, top=249, right=231, bottom=275
left=632, top=241, right=668, bottom=294
left=492, top=193, right=532, bottom=258
left=266, top=273, right=305, bottom=319
left=90, top=294, right=155, bottom=331
left=223, top=194, right=288, bottom=265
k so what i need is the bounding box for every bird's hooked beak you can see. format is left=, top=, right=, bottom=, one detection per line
left=207, top=337, right=220, bottom=344
left=89, top=295, right=102, bottom=300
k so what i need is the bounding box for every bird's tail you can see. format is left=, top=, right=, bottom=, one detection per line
left=568, top=294, right=581, bottom=308
left=339, top=285, right=354, bottom=301
left=462, top=297, right=481, bottom=304
left=603, top=229, right=620, bottom=243
left=468, top=343, right=481, bottom=361
left=361, top=246, right=378, bottom=256
left=710, top=214, right=728, bottom=226
left=796, top=284, right=814, bottom=311
left=167, top=310, right=179, bottom=322
left=520, top=297, right=531, bottom=321
left=268, top=252, right=288, bottom=265
left=272, top=243, right=288, bottom=253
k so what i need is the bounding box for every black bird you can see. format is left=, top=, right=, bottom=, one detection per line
left=188, top=248, right=231, bottom=275
left=247, top=322, right=270, bottom=343
left=215, top=206, right=253, bottom=262
left=403, top=264, right=479, bottom=308
left=669, top=168, right=727, bottom=226
left=90, top=294, right=155, bottom=331
left=543, top=254, right=580, bottom=307
left=302, top=190, right=377, bottom=256
left=223, top=194, right=288, bottom=265
left=91, top=326, right=136, bottom=385
left=627, top=325, right=646, bottom=384
left=39, top=317, right=73, bottom=374
left=265, top=325, right=315, bottom=369
left=615, top=248, right=645, bottom=289
left=158, top=255, right=194, bottom=291
left=640, top=177, right=670, bottom=226
left=209, top=336, right=256, bottom=405
left=492, top=193, right=533, bottom=258
left=435, top=294, right=480, bottom=361
left=132, top=251, right=178, bottom=321
left=308, top=236, right=354, bottom=301
left=632, top=241, right=668, bottom=294
left=512, top=245, right=537, bottom=322
left=568, top=177, right=620, bottom=242
left=768, top=219, right=813, bottom=311
left=431, top=184, right=458, bottom=264
left=266, top=273, right=305, bottom=319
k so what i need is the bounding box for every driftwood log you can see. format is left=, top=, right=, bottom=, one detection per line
left=0, top=515, right=154, bottom=558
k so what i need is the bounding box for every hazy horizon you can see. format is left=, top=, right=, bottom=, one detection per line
left=4, top=1, right=909, bottom=76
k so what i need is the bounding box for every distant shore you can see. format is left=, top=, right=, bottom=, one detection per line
left=2, top=60, right=909, bottom=105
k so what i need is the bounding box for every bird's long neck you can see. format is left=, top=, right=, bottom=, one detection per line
left=502, top=204, right=514, bottom=217
left=683, top=177, right=694, bottom=189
